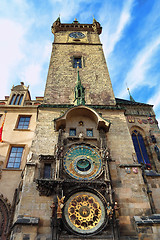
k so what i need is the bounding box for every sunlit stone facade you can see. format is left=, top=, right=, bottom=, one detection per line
left=0, top=18, right=160, bottom=240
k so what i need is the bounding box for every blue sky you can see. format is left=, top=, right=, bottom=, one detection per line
left=0, top=0, right=160, bottom=121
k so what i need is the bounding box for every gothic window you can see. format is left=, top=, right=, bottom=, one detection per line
left=69, top=128, right=76, bottom=136
left=7, top=146, right=24, bottom=168
left=17, top=116, right=31, bottom=129
left=73, top=57, right=82, bottom=68
left=44, top=164, right=51, bottom=179
left=132, top=130, right=150, bottom=164
left=86, top=129, right=93, bottom=137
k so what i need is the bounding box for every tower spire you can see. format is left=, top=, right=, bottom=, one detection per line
left=127, top=87, right=135, bottom=102
left=74, top=63, right=85, bottom=105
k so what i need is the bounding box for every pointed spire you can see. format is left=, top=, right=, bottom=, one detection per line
left=56, top=14, right=61, bottom=22
left=74, top=64, right=85, bottom=105
left=93, top=15, right=97, bottom=23
left=127, top=87, right=135, bottom=102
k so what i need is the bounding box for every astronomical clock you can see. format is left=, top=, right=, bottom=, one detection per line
left=46, top=105, right=114, bottom=238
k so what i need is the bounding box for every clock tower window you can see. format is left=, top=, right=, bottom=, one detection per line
left=73, top=57, right=82, bottom=68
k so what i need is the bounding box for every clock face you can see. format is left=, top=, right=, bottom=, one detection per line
left=63, top=145, right=102, bottom=180
left=69, top=32, right=85, bottom=39
left=64, top=192, right=106, bottom=235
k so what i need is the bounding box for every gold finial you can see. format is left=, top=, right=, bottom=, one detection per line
left=75, top=18, right=77, bottom=21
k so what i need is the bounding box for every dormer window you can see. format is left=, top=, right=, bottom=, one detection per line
left=10, top=94, right=16, bottom=105
left=9, top=94, right=24, bottom=105
left=14, top=94, right=20, bottom=105
left=19, top=94, right=24, bottom=105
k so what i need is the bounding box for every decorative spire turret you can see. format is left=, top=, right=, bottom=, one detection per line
left=127, top=88, right=135, bottom=102
left=74, top=64, right=85, bottom=105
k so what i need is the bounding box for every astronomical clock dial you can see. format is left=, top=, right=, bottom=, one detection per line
left=64, top=192, right=106, bottom=235
left=69, top=32, right=85, bottom=39
left=63, top=145, right=102, bottom=180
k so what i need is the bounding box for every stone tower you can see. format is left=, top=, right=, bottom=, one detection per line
left=10, top=18, right=160, bottom=240
left=44, top=17, right=116, bottom=106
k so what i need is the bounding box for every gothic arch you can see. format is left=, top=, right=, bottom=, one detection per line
left=129, top=125, right=146, bottom=138
left=129, top=126, right=151, bottom=166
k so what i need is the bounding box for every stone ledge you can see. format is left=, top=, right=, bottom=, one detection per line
left=13, top=215, right=39, bottom=225
left=145, top=170, right=160, bottom=177
left=119, top=164, right=142, bottom=168
left=134, top=214, right=160, bottom=225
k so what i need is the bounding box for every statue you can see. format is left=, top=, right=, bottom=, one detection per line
left=101, top=147, right=110, bottom=160
left=57, top=196, right=65, bottom=219
left=106, top=202, right=113, bottom=219
left=50, top=201, right=56, bottom=217
left=114, top=202, right=120, bottom=219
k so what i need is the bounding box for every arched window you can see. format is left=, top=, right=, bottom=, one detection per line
left=14, top=94, right=20, bottom=105
left=132, top=130, right=150, bottom=164
left=18, top=94, right=24, bottom=105
left=10, top=94, right=16, bottom=105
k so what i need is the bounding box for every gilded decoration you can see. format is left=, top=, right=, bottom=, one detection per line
left=63, top=145, right=102, bottom=180
left=64, top=192, right=106, bottom=235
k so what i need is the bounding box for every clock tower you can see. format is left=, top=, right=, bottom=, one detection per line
left=11, top=17, right=158, bottom=240
left=44, top=17, right=116, bottom=106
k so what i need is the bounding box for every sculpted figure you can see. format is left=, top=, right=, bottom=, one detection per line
left=114, top=202, right=120, bottom=219
left=50, top=201, right=56, bottom=217
left=57, top=196, right=65, bottom=219
left=106, top=202, right=113, bottom=219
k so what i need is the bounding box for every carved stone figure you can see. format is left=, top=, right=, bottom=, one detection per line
left=57, top=196, right=65, bottom=219
left=50, top=201, right=56, bottom=217
left=106, top=202, right=113, bottom=219
left=114, top=202, right=120, bottom=219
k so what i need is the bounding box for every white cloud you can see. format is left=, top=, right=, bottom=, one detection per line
left=100, top=0, right=135, bottom=58
left=0, top=0, right=52, bottom=99
left=119, top=36, right=160, bottom=98
left=0, top=19, right=26, bottom=98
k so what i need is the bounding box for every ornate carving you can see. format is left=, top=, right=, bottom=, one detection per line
left=50, top=201, right=56, bottom=218
left=0, top=194, right=11, bottom=239
left=57, top=196, right=65, bottom=219
left=35, top=178, right=109, bottom=196
left=114, top=202, right=120, bottom=219
left=106, top=202, right=113, bottom=219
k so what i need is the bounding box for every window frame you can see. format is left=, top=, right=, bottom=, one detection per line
left=73, top=57, right=82, bottom=68
left=15, top=115, right=31, bottom=130
left=131, top=130, right=150, bottom=165
left=6, top=145, right=24, bottom=169
left=69, top=128, right=76, bottom=136
left=43, top=163, right=52, bottom=179
left=9, top=93, right=24, bottom=105
left=86, top=129, right=93, bottom=137
left=9, top=94, right=16, bottom=105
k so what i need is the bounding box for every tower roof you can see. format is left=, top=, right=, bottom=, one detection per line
left=51, top=18, right=102, bottom=35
